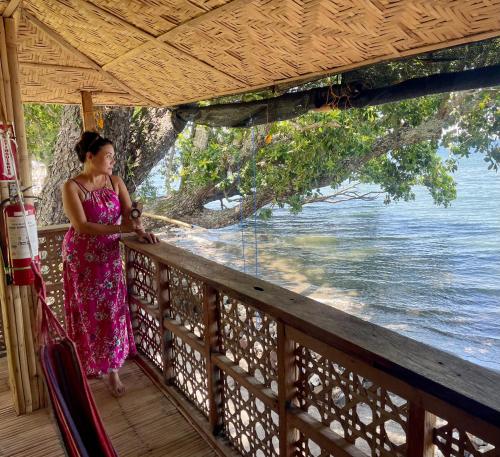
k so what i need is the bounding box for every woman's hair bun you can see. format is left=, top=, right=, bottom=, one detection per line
left=74, top=131, right=113, bottom=163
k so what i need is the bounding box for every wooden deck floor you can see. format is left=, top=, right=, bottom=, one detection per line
left=0, top=357, right=217, bottom=457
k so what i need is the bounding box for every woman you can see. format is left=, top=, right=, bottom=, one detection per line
left=61, top=131, right=158, bottom=397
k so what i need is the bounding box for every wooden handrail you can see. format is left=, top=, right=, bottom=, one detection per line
left=37, top=224, right=70, bottom=235
left=122, top=239, right=500, bottom=433
left=35, top=225, right=500, bottom=456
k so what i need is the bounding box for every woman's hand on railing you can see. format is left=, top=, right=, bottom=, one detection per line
left=135, top=228, right=159, bottom=244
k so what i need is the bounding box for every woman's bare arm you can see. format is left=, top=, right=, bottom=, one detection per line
left=114, top=176, right=158, bottom=243
left=62, top=180, right=135, bottom=235
left=114, top=176, right=133, bottom=219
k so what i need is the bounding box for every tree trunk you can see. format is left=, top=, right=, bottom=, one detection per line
left=38, top=106, right=186, bottom=226
left=37, top=106, right=82, bottom=225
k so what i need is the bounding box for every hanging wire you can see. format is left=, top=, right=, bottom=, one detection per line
left=251, top=125, right=258, bottom=277
left=236, top=147, right=246, bottom=273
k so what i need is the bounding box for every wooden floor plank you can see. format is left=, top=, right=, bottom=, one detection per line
left=0, top=357, right=217, bottom=457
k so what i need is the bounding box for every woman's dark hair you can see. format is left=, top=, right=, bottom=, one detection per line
left=74, top=131, right=113, bottom=163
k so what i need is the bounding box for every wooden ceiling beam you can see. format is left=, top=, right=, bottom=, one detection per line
left=2, top=0, right=22, bottom=17
left=77, top=0, right=246, bottom=86
left=23, top=11, right=158, bottom=106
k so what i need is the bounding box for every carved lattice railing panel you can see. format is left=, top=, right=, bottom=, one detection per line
left=223, top=373, right=279, bottom=457
left=126, top=247, right=162, bottom=370
left=133, top=305, right=162, bottom=370
left=38, top=226, right=67, bottom=325
left=127, top=248, right=157, bottom=309
left=434, top=419, right=497, bottom=457
left=172, top=334, right=209, bottom=416
left=297, top=433, right=334, bottom=457
left=168, top=266, right=205, bottom=339
left=219, top=294, right=278, bottom=390
left=294, top=338, right=408, bottom=457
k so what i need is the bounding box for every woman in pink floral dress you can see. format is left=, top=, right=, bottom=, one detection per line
left=62, top=131, right=158, bottom=396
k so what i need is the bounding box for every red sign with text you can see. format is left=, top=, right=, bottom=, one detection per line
left=0, top=123, right=18, bottom=181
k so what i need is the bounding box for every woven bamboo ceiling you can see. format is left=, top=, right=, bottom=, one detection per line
left=2, top=0, right=500, bottom=107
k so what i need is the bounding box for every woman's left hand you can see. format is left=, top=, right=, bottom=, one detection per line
left=136, top=230, right=159, bottom=244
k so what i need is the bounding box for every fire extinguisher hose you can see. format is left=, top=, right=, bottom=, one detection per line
left=4, top=130, right=36, bottom=262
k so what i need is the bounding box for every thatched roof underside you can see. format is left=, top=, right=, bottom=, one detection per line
left=2, top=0, right=500, bottom=107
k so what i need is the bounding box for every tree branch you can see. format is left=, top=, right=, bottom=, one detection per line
left=174, top=65, right=500, bottom=127
left=149, top=107, right=452, bottom=229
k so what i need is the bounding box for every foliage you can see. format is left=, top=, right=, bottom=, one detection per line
left=134, top=175, right=159, bottom=202
left=173, top=86, right=498, bottom=218
left=24, top=103, right=63, bottom=164
left=442, top=90, right=500, bottom=171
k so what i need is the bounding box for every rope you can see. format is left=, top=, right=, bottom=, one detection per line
left=236, top=148, right=246, bottom=273
left=251, top=126, right=258, bottom=277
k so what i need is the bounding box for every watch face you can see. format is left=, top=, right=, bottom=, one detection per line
left=131, top=208, right=141, bottom=219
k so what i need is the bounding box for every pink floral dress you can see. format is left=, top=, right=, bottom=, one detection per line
left=62, top=179, right=136, bottom=377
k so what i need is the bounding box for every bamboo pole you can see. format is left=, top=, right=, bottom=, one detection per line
left=0, top=19, right=13, bottom=122
left=0, top=210, right=21, bottom=413
left=21, top=285, right=39, bottom=411
left=0, top=58, right=8, bottom=124
left=0, top=15, right=43, bottom=414
left=81, top=91, right=96, bottom=132
left=12, top=285, right=32, bottom=412
left=0, top=23, right=25, bottom=414
left=5, top=286, right=25, bottom=412
left=5, top=17, right=31, bottom=187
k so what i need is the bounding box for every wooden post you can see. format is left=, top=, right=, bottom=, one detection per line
left=278, top=322, right=297, bottom=457
left=203, top=284, right=223, bottom=435
left=0, top=15, right=44, bottom=414
left=155, top=262, right=174, bottom=382
left=407, top=403, right=436, bottom=457
left=80, top=91, right=96, bottom=132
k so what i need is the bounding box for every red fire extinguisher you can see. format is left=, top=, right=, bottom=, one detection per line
left=2, top=196, right=39, bottom=285
left=0, top=123, right=39, bottom=285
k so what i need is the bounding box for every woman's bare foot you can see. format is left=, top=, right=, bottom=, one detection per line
left=108, top=370, right=125, bottom=397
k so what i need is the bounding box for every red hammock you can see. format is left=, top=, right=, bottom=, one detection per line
left=34, top=263, right=118, bottom=457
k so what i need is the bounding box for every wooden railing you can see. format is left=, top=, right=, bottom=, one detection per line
left=37, top=225, right=500, bottom=457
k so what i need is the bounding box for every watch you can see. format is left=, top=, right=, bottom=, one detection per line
left=130, top=201, right=141, bottom=219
